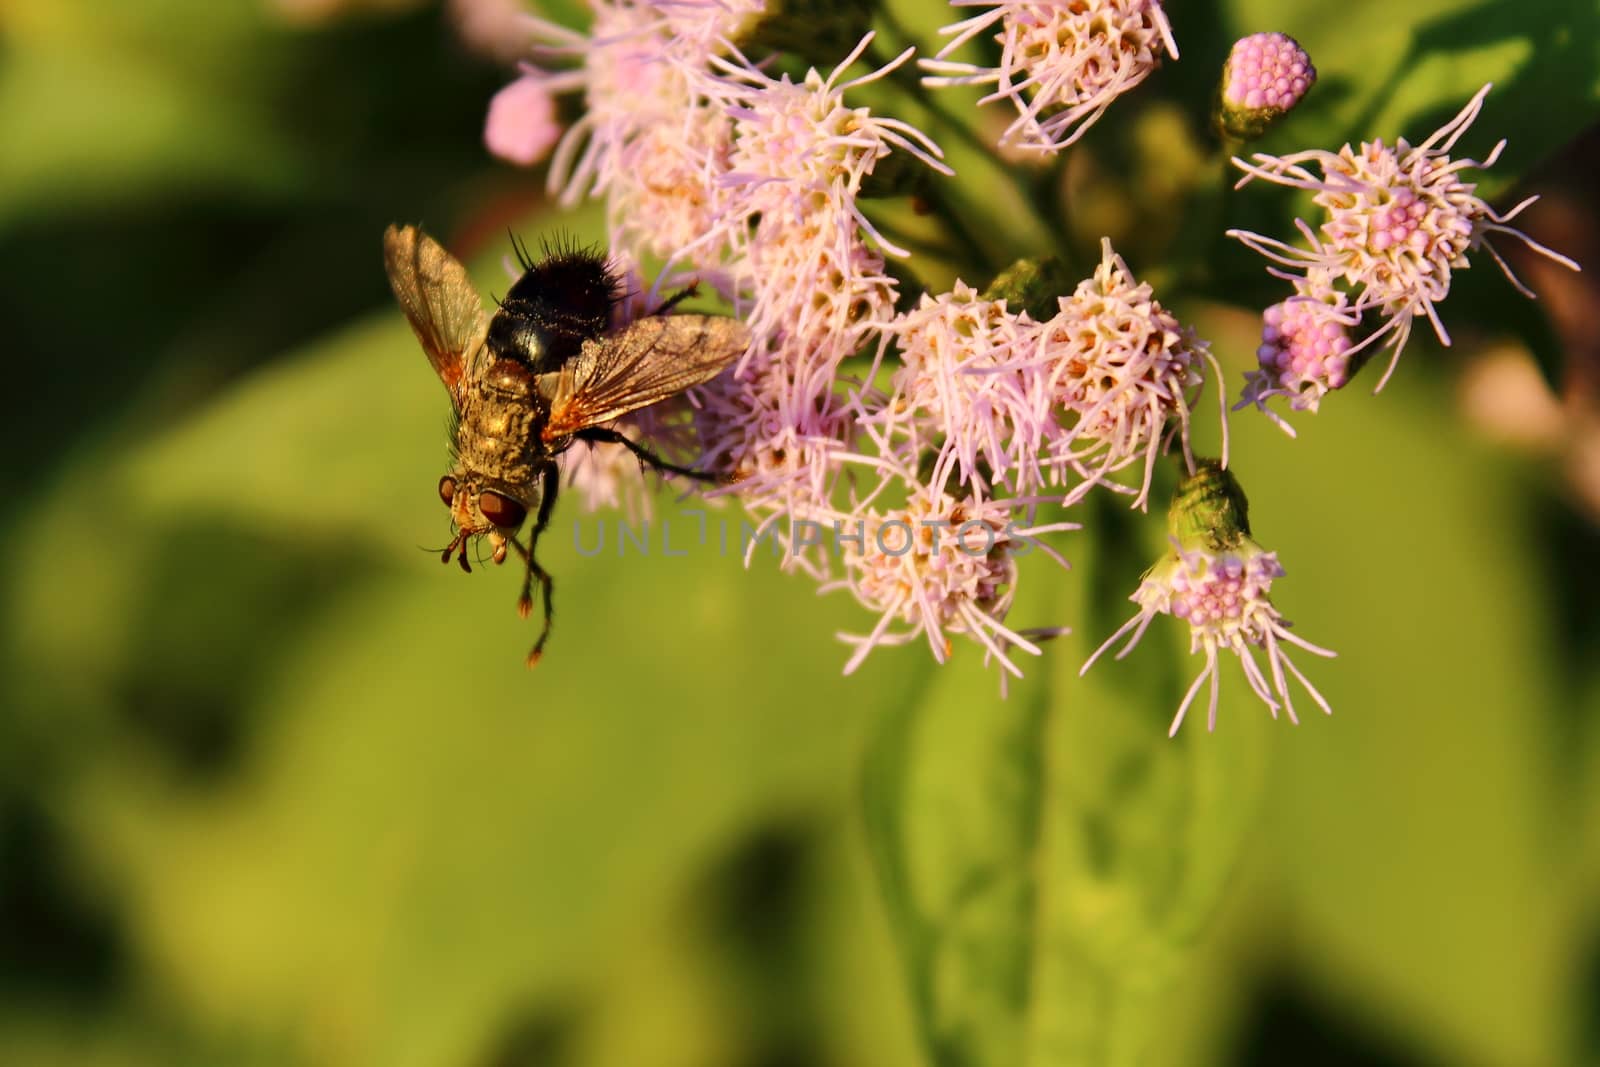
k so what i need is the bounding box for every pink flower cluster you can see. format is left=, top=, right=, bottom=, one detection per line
left=475, top=1, right=1239, bottom=683
left=1228, top=84, right=1580, bottom=428
left=869, top=241, right=1224, bottom=510
left=922, top=0, right=1178, bottom=153
left=477, top=4, right=1364, bottom=723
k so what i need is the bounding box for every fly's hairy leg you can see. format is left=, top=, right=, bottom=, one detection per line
left=649, top=281, right=699, bottom=317
left=574, top=425, right=722, bottom=483
left=509, top=461, right=560, bottom=667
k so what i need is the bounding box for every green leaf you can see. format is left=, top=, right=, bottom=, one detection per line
left=1233, top=370, right=1577, bottom=1067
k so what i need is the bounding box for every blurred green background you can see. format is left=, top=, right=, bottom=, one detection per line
left=3, top=1, right=1599, bottom=1065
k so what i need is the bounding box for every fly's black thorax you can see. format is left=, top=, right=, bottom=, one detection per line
left=454, top=360, right=549, bottom=488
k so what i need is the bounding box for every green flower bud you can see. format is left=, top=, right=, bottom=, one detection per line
left=982, top=255, right=1072, bottom=321
left=1168, top=459, right=1252, bottom=552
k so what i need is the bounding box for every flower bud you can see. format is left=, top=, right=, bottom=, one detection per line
left=982, top=255, right=1071, bottom=322
left=1085, top=458, right=1334, bottom=735
left=1235, top=289, right=1359, bottom=432
left=1213, top=32, right=1315, bottom=143
left=484, top=74, right=561, bottom=167
left=1168, top=459, right=1251, bottom=552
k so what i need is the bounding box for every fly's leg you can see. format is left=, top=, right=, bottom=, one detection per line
left=649, top=281, right=699, bottom=317
left=574, top=425, right=722, bottom=484
left=509, top=461, right=561, bottom=667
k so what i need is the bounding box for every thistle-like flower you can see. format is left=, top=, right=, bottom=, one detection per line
left=703, top=34, right=949, bottom=244
left=1228, top=83, right=1580, bottom=392
left=512, top=0, right=747, bottom=270
left=694, top=33, right=948, bottom=359
left=826, top=482, right=1074, bottom=678
left=607, top=109, right=734, bottom=267
left=1237, top=281, right=1357, bottom=434
left=922, top=0, right=1178, bottom=153
left=873, top=281, right=1048, bottom=494
left=1083, top=461, right=1333, bottom=735
left=676, top=32, right=950, bottom=513
left=1028, top=239, right=1225, bottom=508
left=736, top=211, right=901, bottom=372
left=524, top=2, right=692, bottom=203
left=690, top=343, right=856, bottom=510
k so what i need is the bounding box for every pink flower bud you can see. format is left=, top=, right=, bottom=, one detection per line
left=1223, top=32, right=1315, bottom=111
left=1216, top=32, right=1315, bottom=142
left=484, top=74, right=560, bottom=167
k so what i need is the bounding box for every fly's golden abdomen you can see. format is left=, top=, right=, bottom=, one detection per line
left=454, top=359, right=549, bottom=487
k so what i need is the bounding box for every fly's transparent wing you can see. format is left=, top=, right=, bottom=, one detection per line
left=541, top=314, right=749, bottom=440
left=382, top=224, right=489, bottom=395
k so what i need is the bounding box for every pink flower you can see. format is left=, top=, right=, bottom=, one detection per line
left=1237, top=281, right=1357, bottom=434
left=1228, top=83, right=1581, bottom=392
left=737, top=211, right=900, bottom=370
left=692, top=33, right=948, bottom=360
left=823, top=480, right=1075, bottom=678
left=871, top=281, right=1049, bottom=494
left=1084, top=460, right=1333, bottom=734
left=863, top=243, right=1226, bottom=511
left=1084, top=540, right=1334, bottom=735
left=1029, top=239, right=1225, bottom=508
left=502, top=3, right=753, bottom=270
left=922, top=0, right=1178, bottom=153
left=674, top=33, right=952, bottom=517
left=485, top=74, right=562, bottom=167
left=607, top=109, right=734, bottom=267
left=690, top=340, right=856, bottom=511
left=517, top=2, right=717, bottom=207
left=704, top=33, right=949, bottom=240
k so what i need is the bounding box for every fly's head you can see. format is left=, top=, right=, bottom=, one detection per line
left=436, top=469, right=537, bottom=573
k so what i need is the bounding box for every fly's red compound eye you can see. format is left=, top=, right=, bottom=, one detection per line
left=478, top=490, right=527, bottom=528
left=438, top=476, right=457, bottom=506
